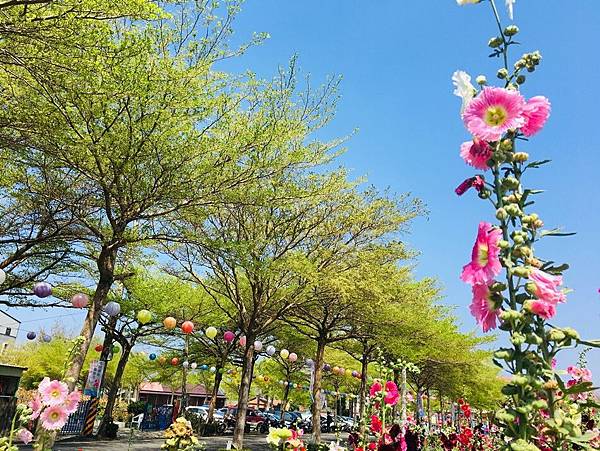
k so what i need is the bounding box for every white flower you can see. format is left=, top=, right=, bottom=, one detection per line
left=328, top=442, right=347, bottom=451
left=506, top=0, right=515, bottom=19
left=456, top=0, right=481, bottom=4
left=452, top=70, right=476, bottom=113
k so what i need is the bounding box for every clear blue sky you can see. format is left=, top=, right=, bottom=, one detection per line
left=8, top=1, right=600, bottom=379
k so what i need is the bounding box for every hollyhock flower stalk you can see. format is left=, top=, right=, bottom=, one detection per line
left=455, top=1, right=597, bottom=448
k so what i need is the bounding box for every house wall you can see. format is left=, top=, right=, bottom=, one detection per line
left=0, top=312, right=19, bottom=352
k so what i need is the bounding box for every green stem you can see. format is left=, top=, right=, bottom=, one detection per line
left=489, top=0, right=509, bottom=73
left=7, top=407, right=18, bottom=447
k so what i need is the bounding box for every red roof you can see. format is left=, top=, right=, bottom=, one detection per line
left=139, top=382, right=224, bottom=397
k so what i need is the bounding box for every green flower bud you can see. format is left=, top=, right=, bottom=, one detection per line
left=513, top=152, right=529, bottom=163
left=500, top=138, right=513, bottom=152
left=513, top=234, right=525, bottom=244
left=490, top=281, right=507, bottom=292
left=502, top=176, right=520, bottom=190
left=496, top=208, right=509, bottom=220
left=475, top=75, right=487, bottom=85
left=516, top=405, right=532, bottom=414
left=505, top=204, right=522, bottom=217
left=525, top=333, right=543, bottom=345
left=516, top=74, right=526, bottom=85
left=531, top=399, right=548, bottom=410
left=548, top=329, right=566, bottom=342
left=494, top=350, right=511, bottom=360
left=512, top=375, right=528, bottom=386
left=504, top=25, right=519, bottom=36
left=495, top=410, right=515, bottom=423
left=511, top=332, right=526, bottom=346
left=502, top=384, right=519, bottom=395
left=499, top=240, right=510, bottom=249
left=514, top=59, right=526, bottom=70
left=512, top=266, right=530, bottom=278
left=488, top=36, right=504, bottom=48
left=497, top=68, right=509, bottom=79
left=562, top=327, right=580, bottom=340
left=478, top=189, right=491, bottom=199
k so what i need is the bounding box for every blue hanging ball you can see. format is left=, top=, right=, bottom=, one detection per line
left=42, top=334, right=51, bottom=343
left=200, top=364, right=208, bottom=371
left=27, top=331, right=36, bottom=340
left=149, top=353, right=157, bottom=360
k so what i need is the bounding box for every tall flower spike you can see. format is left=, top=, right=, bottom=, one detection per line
left=460, top=222, right=502, bottom=285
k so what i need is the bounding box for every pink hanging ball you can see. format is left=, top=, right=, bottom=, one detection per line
left=223, top=331, right=235, bottom=342
left=288, top=352, right=298, bottom=362
left=71, top=293, right=89, bottom=308
left=239, top=336, right=247, bottom=347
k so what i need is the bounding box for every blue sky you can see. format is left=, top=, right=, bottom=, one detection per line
left=7, top=1, right=600, bottom=379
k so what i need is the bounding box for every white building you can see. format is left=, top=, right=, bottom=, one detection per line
left=0, top=311, right=20, bottom=354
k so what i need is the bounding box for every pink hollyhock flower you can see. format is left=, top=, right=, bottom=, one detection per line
left=64, top=390, right=81, bottom=414
left=16, top=428, right=33, bottom=444
left=551, top=358, right=557, bottom=369
left=521, top=96, right=551, bottom=137
left=460, top=222, right=503, bottom=285
left=460, top=138, right=492, bottom=170
left=39, top=378, right=68, bottom=406
left=529, top=299, right=556, bottom=319
left=463, top=87, right=526, bottom=141
left=370, top=415, right=382, bottom=434
left=530, top=269, right=566, bottom=304
left=567, top=366, right=583, bottom=379
left=469, top=282, right=500, bottom=332
left=455, top=176, right=485, bottom=196
left=40, top=405, right=68, bottom=430
left=369, top=381, right=383, bottom=397
left=384, top=380, right=400, bottom=406
left=29, top=394, right=43, bottom=420
left=581, top=368, right=592, bottom=382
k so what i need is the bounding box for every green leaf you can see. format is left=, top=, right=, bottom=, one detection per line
left=540, top=229, right=576, bottom=238
left=525, top=159, right=552, bottom=169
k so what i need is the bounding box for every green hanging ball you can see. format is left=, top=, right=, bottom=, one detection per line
left=112, top=345, right=120, bottom=354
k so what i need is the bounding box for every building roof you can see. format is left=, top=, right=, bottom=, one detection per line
left=139, top=382, right=225, bottom=397
left=0, top=310, right=21, bottom=324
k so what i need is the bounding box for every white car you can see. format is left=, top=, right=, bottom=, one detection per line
left=186, top=406, right=209, bottom=420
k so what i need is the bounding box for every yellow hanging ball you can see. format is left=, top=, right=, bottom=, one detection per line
left=205, top=326, right=218, bottom=339
left=137, top=310, right=152, bottom=325
left=279, top=349, right=289, bottom=359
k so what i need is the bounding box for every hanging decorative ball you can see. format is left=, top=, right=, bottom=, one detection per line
left=345, top=369, right=352, bottom=377
left=226, top=369, right=232, bottom=375
left=305, top=358, right=314, bottom=366
left=137, top=310, right=152, bottom=324
left=183, top=361, right=189, bottom=369
left=71, top=293, right=89, bottom=308
left=352, top=370, right=359, bottom=378
left=263, top=376, right=269, bottom=382
left=103, top=301, right=121, bottom=317
left=239, top=336, right=246, bottom=347
left=95, top=344, right=103, bottom=352
left=288, top=352, right=298, bottom=362
left=0, top=268, right=5, bottom=285
left=218, top=368, right=225, bottom=374
left=332, top=366, right=340, bottom=375
left=33, top=282, right=52, bottom=298
left=171, top=357, right=179, bottom=366
left=158, top=356, right=166, bottom=365
left=279, top=349, right=289, bottom=359
left=323, top=363, right=331, bottom=372
left=163, top=317, right=177, bottom=330
left=223, top=331, right=235, bottom=342
left=181, top=321, right=194, bottom=334
left=26, top=331, right=37, bottom=340
left=149, top=353, right=157, bottom=361
left=190, top=362, right=197, bottom=370
left=253, top=340, right=263, bottom=351
left=112, top=345, right=120, bottom=354
left=205, top=326, right=217, bottom=339
left=209, top=366, right=216, bottom=373
left=266, top=345, right=276, bottom=356
left=42, top=334, right=51, bottom=343
left=231, top=369, right=237, bottom=376
left=200, top=364, right=208, bottom=371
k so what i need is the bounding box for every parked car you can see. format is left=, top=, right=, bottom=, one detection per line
left=185, top=405, right=208, bottom=420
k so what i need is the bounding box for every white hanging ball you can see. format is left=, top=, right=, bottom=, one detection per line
left=191, top=362, right=197, bottom=370
left=183, top=361, right=189, bottom=368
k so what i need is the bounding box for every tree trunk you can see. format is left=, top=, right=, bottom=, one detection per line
left=358, top=352, right=369, bottom=436
left=207, top=367, right=223, bottom=423
left=232, top=335, right=255, bottom=449
left=426, top=388, right=432, bottom=431
left=400, top=367, right=407, bottom=427
left=310, top=339, right=325, bottom=444
left=41, top=247, right=116, bottom=448
left=280, top=382, right=290, bottom=426
left=97, top=344, right=131, bottom=437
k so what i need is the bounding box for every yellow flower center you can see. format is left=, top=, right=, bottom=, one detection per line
left=484, top=106, right=508, bottom=126
left=477, top=244, right=489, bottom=267
left=50, top=411, right=60, bottom=421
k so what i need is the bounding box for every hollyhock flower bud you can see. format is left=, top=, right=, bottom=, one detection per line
left=525, top=257, right=542, bottom=268
left=490, top=281, right=507, bottom=292
left=494, top=350, right=511, bottom=360
left=512, top=375, right=528, bottom=386
left=543, top=380, right=558, bottom=391
left=525, top=333, right=543, bottom=345
left=495, top=410, right=515, bottom=423
left=475, top=75, right=487, bottom=85
left=511, top=332, right=526, bottom=346
left=504, top=25, right=519, bottom=36
left=498, top=240, right=510, bottom=249
left=533, top=219, right=544, bottom=229
left=505, top=204, right=522, bottom=217
left=488, top=36, right=503, bottom=48
left=562, top=327, right=580, bottom=340
left=512, top=266, right=530, bottom=278
left=455, top=176, right=484, bottom=196
left=513, top=152, right=529, bottom=162
left=548, top=329, right=566, bottom=342
left=516, top=75, right=526, bottom=85
left=496, top=208, right=508, bottom=220
left=497, top=68, right=509, bottom=79
left=500, top=139, right=513, bottom=152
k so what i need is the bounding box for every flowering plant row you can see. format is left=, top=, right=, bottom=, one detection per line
left=454, top=0, right=599, bottom=449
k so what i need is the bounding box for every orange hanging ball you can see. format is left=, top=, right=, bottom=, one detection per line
left=181, top=321, right=194, bottom=334
left=171, top=357, right=179, bottom=366
left=95, top=344, right=103, bottom=352
left=163, top=317, right=177, bottom=330
left=158, top=356, right=167, bottom=365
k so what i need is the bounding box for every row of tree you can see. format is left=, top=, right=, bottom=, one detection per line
left=0, top=0, right=504, bottom=447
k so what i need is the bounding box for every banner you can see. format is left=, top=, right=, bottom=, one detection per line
left=84, top=360, right=105, bottom=397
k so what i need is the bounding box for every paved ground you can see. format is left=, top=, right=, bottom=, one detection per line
left=18, top=432, right=348, bottom=450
